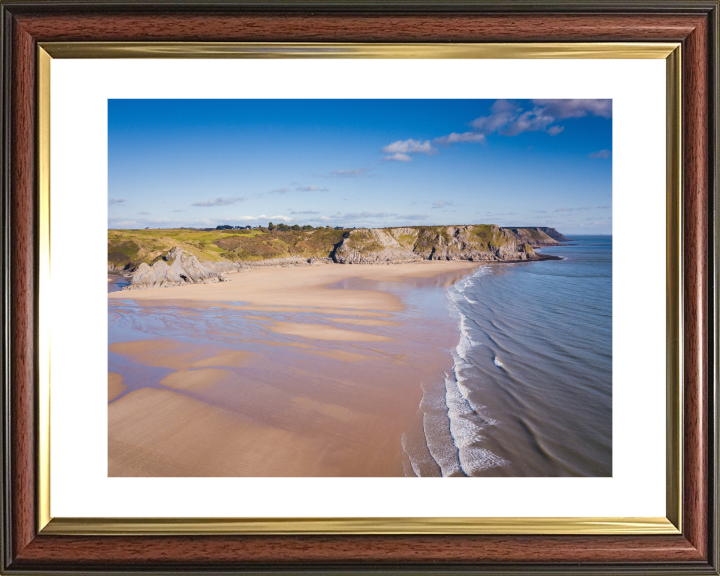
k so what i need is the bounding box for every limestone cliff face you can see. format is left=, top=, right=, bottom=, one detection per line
left=333, top=228, right=422, bottom=264
left=535, top=227, right=570, bottom=243
left=333, top=225, right=562, bottom=264
left=122, top=247, right=233, bottom=290
left=503, top=227, right=568, bottom=247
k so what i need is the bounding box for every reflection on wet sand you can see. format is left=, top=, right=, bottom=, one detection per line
left=108, top=261, right=478, bottom=477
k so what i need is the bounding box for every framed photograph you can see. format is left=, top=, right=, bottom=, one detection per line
left=1, top=1, right=717, bottom=574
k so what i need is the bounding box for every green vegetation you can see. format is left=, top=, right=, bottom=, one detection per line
left=108, top=224, right=545, bottom=269
left=108, top=227, right=345, bottom=269
left=396, top=233, right=417, bottom=248
left=511, top=227, right=544, bottom=241
left=342, top=229, right=384, bottom=255
left=467, top=224, right=513, bottom=252
left=413, top=226, right=455, bottom=254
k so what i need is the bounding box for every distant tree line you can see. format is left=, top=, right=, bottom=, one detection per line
left=214, top=223, right=354, bottom=232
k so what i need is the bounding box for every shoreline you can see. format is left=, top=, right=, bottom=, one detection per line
left=108, top=260, right=479, bottom=477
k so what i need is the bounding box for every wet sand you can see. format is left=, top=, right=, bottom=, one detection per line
left=108, top=261, right=479, bottom=477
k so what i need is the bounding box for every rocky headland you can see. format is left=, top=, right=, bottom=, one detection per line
left=115, top=226, right=566, bottom=291
left=332, top=225, right=559, bottom=264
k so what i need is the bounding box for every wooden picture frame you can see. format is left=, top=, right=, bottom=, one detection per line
left=1, top=1, right=717, bottom=573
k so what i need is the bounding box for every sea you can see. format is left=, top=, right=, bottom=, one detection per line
left=401, top=235, right=612, bottom=477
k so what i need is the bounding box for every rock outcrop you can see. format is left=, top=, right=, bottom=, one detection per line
left=333, top=225, right=562, bottom=264
left=334, top=228, right=422, bottom=264
left=502, top=226, right=569, bottom=247
left=534, top=227, right=570, bottom=243
left=122, top=247, right=233, bottom=291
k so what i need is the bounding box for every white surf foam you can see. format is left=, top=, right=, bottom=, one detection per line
left=404, top=265, right=508, bottom=476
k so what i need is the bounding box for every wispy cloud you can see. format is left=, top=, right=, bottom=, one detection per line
left=471, top=100, right=556, bottom=136
left=269, top=188, right=291, bottom=194
left=109, top=198, right=126, bottom=206
left=308, top=211, right=430, bottom=225
left=433, top=132, right=486, bottom=146
left=223, top=214, right=292, bottom=222
left=296, top=185, right=328, bottom=192
left=290, top=210, right=320, bottom=215
left=169, top=209, right=185, bottom=213
left=337, top=211, right=394, bottom=221
left=432, top=200, right=453, bottom=209
left=532, top=99, right=612, bottom=119
left=533, top=210, right=548, bottom=213
left=109, top=216, right=174, bottom=227
left=330, top=168, right=370, bottom=177
left=382, top=139, right=437, bottom=162
left=191, top=196, right=246, bottom=207
left=137, top=211, right=150, bottom=215
left=589, top=149, right=612, bottom=159
left=382, top=99, right=610, bottom=164
left=596, top=205, right=611, bottom=209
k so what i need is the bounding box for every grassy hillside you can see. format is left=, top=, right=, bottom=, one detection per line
left=109, top=225, right=554, bottom=270
left=108, top=228, right=345, bottom=269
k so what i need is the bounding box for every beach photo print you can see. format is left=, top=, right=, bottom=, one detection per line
left=107, top=99, right=612, bottom=478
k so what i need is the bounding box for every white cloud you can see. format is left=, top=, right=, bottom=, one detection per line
left=234, top=214, right=292, bottom=222
left=290, top=210, right=320, bottom=215
left=269, top=188, right=290, bottom=194
left=471, top=100, right=556, bottom=136
left=532, top=99, right=612, bottom=119
left=108, top=198, right=126, bottom=205
left=382, top=139, right=436, bottom=161
left=589, top=149, right=612, bottom=159
left=433, top=132, right=486, bottom=145
left=191, top=196, right=246, bottom=207
left=432, top=200, right=453, bottom=209
left=384, top=153, right=412, bottom=162
left=470, top=99, right=610, bottom=138
left=296, top=185, right=328, bottom=192
left=470, top=99, right=519, bottom=134
left=377, top=99, right=611, bottom=165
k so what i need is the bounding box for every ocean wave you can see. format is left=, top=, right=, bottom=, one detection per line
left=405, top=266, right=507, bottom=476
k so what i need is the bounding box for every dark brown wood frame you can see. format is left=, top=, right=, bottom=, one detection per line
left=1, top=1, right=718, bottom=573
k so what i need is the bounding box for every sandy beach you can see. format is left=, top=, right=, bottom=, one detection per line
left=108, top=261, right=479, bottom=477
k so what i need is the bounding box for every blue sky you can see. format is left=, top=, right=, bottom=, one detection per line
left=108, top=99, right=612, bottom=234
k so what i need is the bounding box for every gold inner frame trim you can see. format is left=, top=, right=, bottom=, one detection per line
left=37, top=46, right=52, bottom=532
left=36, top=42, right=683, bottom=536
left=40, top=41, right=679, bottom=59
left=41, top=516, right=678, bottom=536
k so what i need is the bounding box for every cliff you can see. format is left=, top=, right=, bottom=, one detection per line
left=333, top=225, right=560, bottom=264
left=110, top=225, right=565, bottom=286
left=503, top=226, right=570, bottom=245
